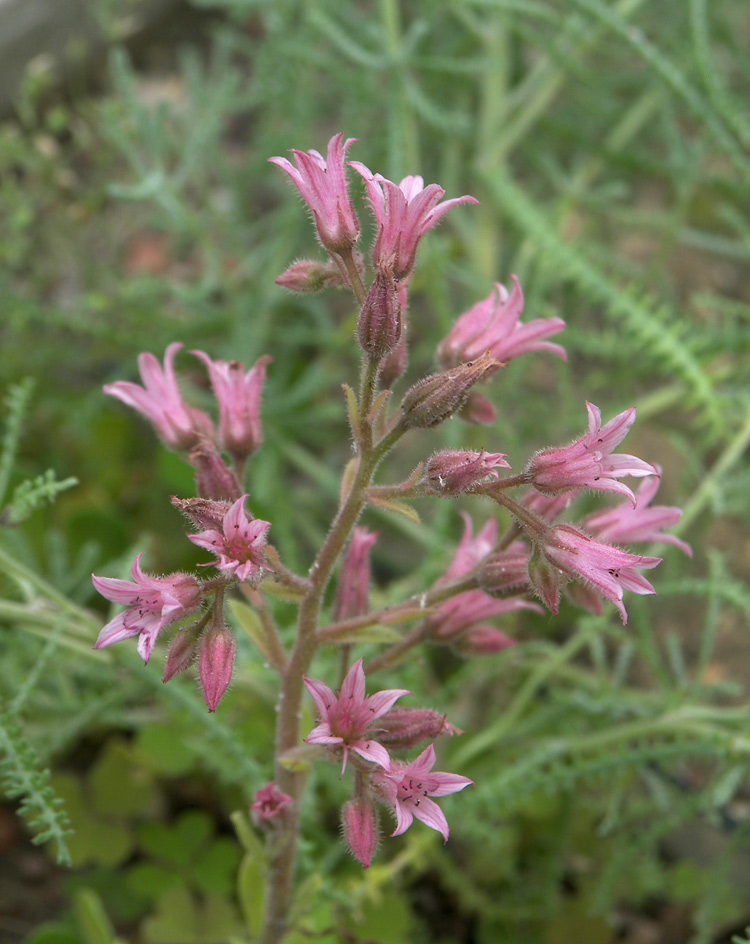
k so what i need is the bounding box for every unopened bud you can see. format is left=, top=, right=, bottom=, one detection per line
left=276, top=259, right=346, bottom=293
left=460, top=391, right=497, bottom=426
left=401, top=352, right=499, bottom=429
left=379, top=332, right=408, bottom=389
left=199, top=624, right=236, bottom=712
left=456, top=625, right=516, bottom=656
left=171, top=495, right=231, bottom=531
left=357, top=271, right=402, bottom=358
left=527, top=545, right=562, bottom=615
left=478, top=544, right=531, bottom=597
left=342, top=799, right=379, bottom=869
left=425, top=450, right=509, bottom=495
left=377, top=708, right=462, bottom=752
left=190, top=443, right=243, bottom=501
left=162, top=622, right=203, bottom=682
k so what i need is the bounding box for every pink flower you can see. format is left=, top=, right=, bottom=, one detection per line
left=303, top=658, right=410, bottom=773
left=444, top=512, right=497, bottom=582
left=192, top=351, right=271, bottom=462
left=349, top=162, right=478, bottom=279
left=425, top=450, right=510, bottom=495
left=104, top=343, right=213, bottom=451
left=92, top=554, right=203, bottom=663
left=269, top=133, right=360, bottom=253
left=375, top=745, right=472, bottom=842
left=526, top=402, right=657, bottom=505
left=536, top=524, right=661, bottom=624
left=333, top=528, right=378, bottom=621
left=251, top=782, right=293, bottom=828
left=188, top=496, right=270, bottom=583
left=437, top=276, right=567, bottom=369
left=199, top=624, right=236, bottom=712
left=581, top=468, right=693, bottom=557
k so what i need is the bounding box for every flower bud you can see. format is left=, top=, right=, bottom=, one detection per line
left=162, top=622, right=203, bottom=683
left=376, top=708, right=462, bottom=752
left=275, top=259, right=348, bottom=293
left=425, top=449, right=509, bottom=495
left=199, top=623, right=236, bottom=712
left=527, top=545, right=563, bottom=615
left=459, top=391, right=497, bottom=426
left=456, top=625, right=516, bottom=656
left=171, top=495, right=231, bottom=531
left=190, top=443, right=243, bottom=501
left=333, top=528, right=378, bottom=621
left=342, top=799, right=379, bottom=869
left=401, top=352, right=499, bottom=429
left=357, top=271, right=402, bottom=358
left=478, top=544, right=531, bottom=597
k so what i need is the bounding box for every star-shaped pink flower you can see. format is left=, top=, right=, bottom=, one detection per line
left=527, top=402, right=657, bottom=505
left=303, top=658, right=409, bottom=773
left=92, top=554, right=203, bottom=663
left=188, top=495, right=270, bottom=583
left=375, top=744, right=472, bottom=842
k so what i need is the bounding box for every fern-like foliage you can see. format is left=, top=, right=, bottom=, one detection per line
left=0, top=378, right=34, bottom=508
left=0, top=699, right=72, bottom=865
left=6, top=469, right=78, bottom=525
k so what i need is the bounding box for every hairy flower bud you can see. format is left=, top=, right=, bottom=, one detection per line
left=401, top=352, right=499, bottom=429
left=190, top=443, right=243, bottom=502
left=199, top=623, right=236, bottom=713
left=275, top=259, right=349, bottom=293
left=170, top=496, right=231, bottom=531
left=425, top=449, right=510, bottom=494
left=459, top=391, right=497, bottom=426
left=342, top=799, right=379, bottom=869
left=357, top=270, right=402, bottom=358
left=478, top=543, right=531, bottom=597
left=162, top=622, right=202, bottom=683
left=376, top=708, right=462, bottom=752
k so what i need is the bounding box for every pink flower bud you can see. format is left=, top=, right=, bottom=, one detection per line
left=457, top=625, right=516, bottom=656
left=275, top=259, right=349, bottom=293
left=170, top=496, right=232, bottom=531
left=401, top=352, right=498, bottom=429
left=459, top=391, right=497, bottom=426
left=342, top=800, right=379, bottom=869
left=333, top=528, right=378, bottom=621
left=250, top=782, right=293, bottom=829
left=190, top=443, right=244, bottom=501
left=162, top=623, right=202, bottom=682
left=478, top=543, right=531, bottom=597
left=357, top=271, right=402, bottom=358
left=527, top=545, right=563, bottom=616
left=377, top=709, right=462, bottom=752
left=199, top=624, right=236, bottom=712
left=425, top=450, right=510, bottom=494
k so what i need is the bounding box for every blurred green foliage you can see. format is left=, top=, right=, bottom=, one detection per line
left=2, top=0, right=750, bottom=941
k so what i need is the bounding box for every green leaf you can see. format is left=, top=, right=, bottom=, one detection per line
left=228, top=599, right=276, bottom=663
left=134, top=725, right=195, bottom=778
left=137, top=811, right=213, bottom=868
left=329, top=624, right=403, bottom=644
left=230, top=810, right=266, bottom=860
left=191, top=838, right=243, bottom=896
left=237, top=850, right=267, bottom=941
left=90, top=738, right=158, bottom=816
left=72, top=889, right=118, bottom=944
left=367, top=496, right=420, bottom=524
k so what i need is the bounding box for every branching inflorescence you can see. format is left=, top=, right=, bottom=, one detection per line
left=92, top=134, right=690, bottom=943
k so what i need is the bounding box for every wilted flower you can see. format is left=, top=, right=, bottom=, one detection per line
left=92, top=554, right=202, bottom=663
left=104, top=343, right=213, bottom=451
left=375, top=744, right=472, bottom=842
left=303, top=658, right=409, bottom=773
left=251, top=782, right=293, bottom=828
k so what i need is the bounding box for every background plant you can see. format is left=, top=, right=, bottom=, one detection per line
left=1, top=0, right=750, bottom=942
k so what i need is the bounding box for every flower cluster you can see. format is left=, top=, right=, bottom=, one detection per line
left=91, top=132, right=691, bottom=884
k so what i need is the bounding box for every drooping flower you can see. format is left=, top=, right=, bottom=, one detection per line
left=193, top=351, right=272, bottom=463
left=526, top=402, right=657, bottom=505
left=333, top=528, right=378, bottom=622
left=581, top=467, right=693, bottom=557
left=188, top=495, right=270, bottom=583
left=437, top=276, right=567, bottom=370
left=533, top=524, right=661, bottom=624
left=303, top=658, right=409, bottom=773
left=375, top=744, right=472, bottom=842
left=103, top=343, right=213, bottom=451
left=251, top=782, right=293, bottom=829
left=269, top=133, right=360, bottom=253
left=92, top=554, right=203, bottom=663
left=349, top=162, right=478, bottom=279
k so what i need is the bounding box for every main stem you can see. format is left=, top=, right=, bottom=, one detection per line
left=261, top=421, right=405, bottom=944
